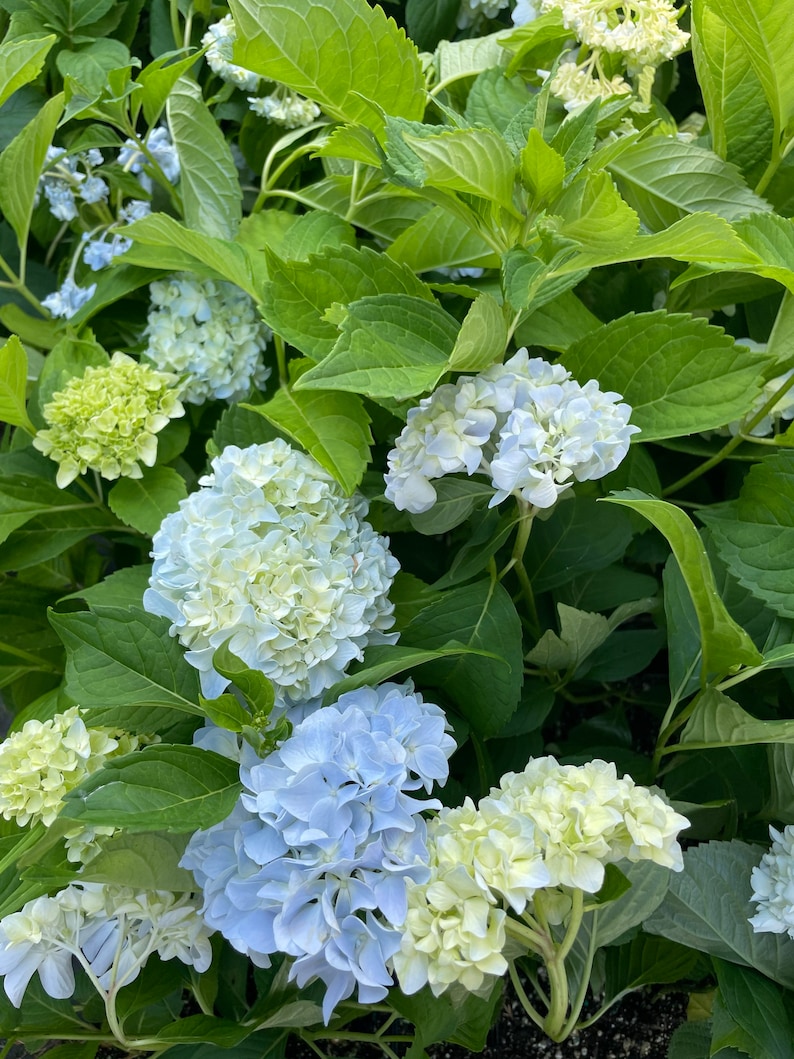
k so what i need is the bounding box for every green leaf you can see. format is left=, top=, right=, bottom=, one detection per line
left=572, top=860, right=672, bottom=959
left=48, top=606, right=203, bottom=721
left=123, top=213, right=257, bottom=297
left=447, top=294, right=507, bottom=372
left=604, top=934, right=699, bottom=1003
left=108, top=465, right=187, bottom=537
left=79, top=832, right=195, bottom=891
left=502, top=246, right=588, bottom=314
left=520, top=126, right=565, bottom=204
left=0, top=335, right=35, bottom=433
left=668, top=1021, right=713, bottom=1059
left=405, top=0, right=459, bottom=51
left=386, top=205, right=495, bottom=274
left=229, top=0, right=425, bottom=134
left=604, top=491, right=762, bottom=678
left=513, top=290, right=601, bottom=353
left=167, top=76, right=241, bottom=240
left=551, top=170, right=640, bottom=253
left=56, top=40, right=130, bottom=95
left=663, top=554, right=702, bottom=703
left=680, top=687, right=794, bottom=751
left=715, top=959, right=794, bottom=1059
left=400, top=579, right=523, bottom=737
left=60, top=744, right=240, bottom=833
left=562, top=311, right=768, bottom=441
left=212, top=639, right=274, bottom=718
left=137, top=49, right=199, bottom=126
left=645, top=840, right=794, bottom=990
left=63, top=564, right=151, bottom=610
left=527, top=604, right=610, bottom=672
left=243, top=360, right=372, bottom=494
left=435, top=31, right=506, bottom=86
left=150, top=1013, right=253, bottom=1046
left=200, top=692, right=250, bottom=733
left=0, top=34, right=54, bottom=108
left=0, top=91, right=63, bottom=248
left=403, top=127, right=518, bottom=214
left=409, top=478, right=495, bottom=536
left=699, top=453, right=794, bottom=620
left=294, top=293, right=459, bottom=398
left=606, top=136, right=771, bottom=228
left=261, top=244, right=435, bottom=360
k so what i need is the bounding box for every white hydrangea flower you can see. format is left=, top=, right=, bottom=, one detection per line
left=750, top=825, right=794, bottom=938
left=201, top=14, right=260, bottom=92
left=33, top=352, right=185, bottom=488
left=457, top=0, right=511, bottom=28
left=384, top=349, right=638, bottom=513
left=248, top=91, right=321, bottom=128
left=144, top=273, right=272, bottom=403
left=0, top=707, right=137, bottom=828
left=512, top=0, right=542, bottom=24
left=144, top=440, right=400, bottom=703
left=41, top=277, right=97, bottom=320
left=547, top=60, right=631, bottom=112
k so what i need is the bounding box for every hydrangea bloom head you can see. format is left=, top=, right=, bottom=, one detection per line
left=0, top=707, right=138, bottom=828
left=384, top=349, right=638, bottom=514
left=750, top=825, right=794, bottom=938
left=182, top=682, right=455, bottom=1021
left=201, top=14, right=260, bottom=92
left=145, top=441, right=400, bottom=702
left=33, top=352, right=185, bottom=488
left=248, top=91, right=321, bottom=128
left=41, top=277, right=97, bottom=320
left=144, top=273, right=272, bottom=403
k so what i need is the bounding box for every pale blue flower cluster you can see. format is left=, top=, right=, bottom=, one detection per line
left=82, top=200, right=152, bottom=272
left=118, top=126, right=180, bottom=191
left=42, top=277, right=97, bottom=320
left=37, top=147, right=108, bottom=222
left=182, top=682, right=456, bottom=1022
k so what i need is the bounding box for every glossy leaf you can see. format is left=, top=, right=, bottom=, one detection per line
left=108, top=466, right=187, bottom=537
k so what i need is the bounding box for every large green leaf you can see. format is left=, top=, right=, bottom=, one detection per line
left=48, top=607, right=203, bottom=720
left=167, top=77, right=241, bottom=240
left=385, top=205, right=495, bottom=273
left=229, top=0, right=425, bottom=134
left=108, top=465, right=188, bottom=537
left=550, top=170, right=639, bottom=253
left=0, top=34, right=54, bottom=109
left=294, top=293, right=459, bottom=398
left=645, top=841, right=794, bottom=990
left=399, top=578, right=523, bottom=737
left=680, top=687, right=794, bottom=751
left=604, top=491, right=762, bottom=679
left=261, top=244, right=435, bottom=360
left=0, top=92, right=63, bottom=248
left=403, top=127, right=518, bottom=214
left=80, top=832, right=194, bottom=892
left=563, top=311, right=768, bottom=441
left=606, top=137, right=770, bottom=228
left=714, top=960, right=794, bottom=1059
left=242, top=360, right=371, bottom=494
left=60, top=744, right=240, bottom=833
left=700, top=453, right=794, bottom=620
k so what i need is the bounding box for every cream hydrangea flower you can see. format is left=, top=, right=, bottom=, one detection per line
left=0, top=707, right=138, bottom=828
left=201, top=14, right=259, bottom=92
left=144, top=440, right=400, bottom=702
left=33, top=352, right=184, bottom=488
left=248, top=91, right=321, bottom=128
left=457, top=0, right=511, bottom=28
left=144, top=273, right=272, bottom=404
left=750, top=825, right=794, bottom=938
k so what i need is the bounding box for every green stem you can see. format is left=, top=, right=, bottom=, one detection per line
left=655, top=688, right=706, bottom=761
left=0, top=1038, right=14, bottom=1059
left=544, top=950, right=570, bottom=1040
left=559, top=906, right=599, bottom=1040
left=508, top=961, right=548, bottom=1032
left=504, top=914, right=551, bottom=956
left=275, top=334, right=288, bottom=386
left=557, top=888, right=584, bottom=962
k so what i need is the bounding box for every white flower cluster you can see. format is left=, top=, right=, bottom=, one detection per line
left=144, top=273, right=272, bottom=404
left=395, top=756, right=689, bottom=997
left=711, top=341, right=794, bottom=439
left=248, top=91, right=321, bottom=128
left=0, top=883, right=212, bottom=1007
left=37, top=147, right=108, bottom=222
left=144, top=441, right=400, bottom=703
left=183, top=682, right=455, bottom=1022
left=201, top=14, right=259, bottom=92
left=0, top=707, right=138, bottom=829
left=457, top=0, right=511, bottom=29
left=513, top=0, right=689, bottom=111
left=384, top=349, right=638, bottom=514
left=749, top=825, right=794, bottom=938
left=118, top=126, right=180, bottom=191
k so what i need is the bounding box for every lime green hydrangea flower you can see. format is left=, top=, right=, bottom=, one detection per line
left=33, top=351, right=185, bottom=488
left=0, top=707, right=139, bottom=828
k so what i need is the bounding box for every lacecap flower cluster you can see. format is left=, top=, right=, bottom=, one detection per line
left=144, top=440, right=400, bottom=702
left=182, top=682, right=456, bottom=1021
left=750, top=825, right=794, bottom=939
left=144, top=273, right=272, bottom=404
left=385, top=349, right=638, bottom=514
left=394, top=756, right=689, bottom=997
left=33, top=352, right=185, bottom=488
left=0, top=883, right=212, bottom=1007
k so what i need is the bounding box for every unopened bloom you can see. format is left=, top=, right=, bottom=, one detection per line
left=0, top=708, right=137, bottom=828
left=41, top=277, right=97, bottom=320
left=144, top=273, right=272, bottom=403
left=202, top=14, right=259, bottom=92
left=750, top=825, right=794, bottom=938
left=248, top=91, right=321, bottom=128
left=33, top=351, right=185, bottom=488
left=144, top=441, right=399, bottom=702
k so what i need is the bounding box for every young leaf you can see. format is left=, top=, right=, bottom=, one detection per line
left=60, top=745, right=241, bottom=833
left=603, top=491, right=762, bottom=679
left=243, top=359, right=372, bottom=494
left=167, top=76, right=242, bottom=240
left=0, top=34, right=55, bottom=109
left=0, top=92, right=63, bottom=248
left=386, top=205, right=496, bottom=274
left=403, top=127, right=519, bottom=214
left=447, top=294, right=507, bottom=372
left=137, top=50, right=200, bottom=126
left=79, top=832, right=195, bottom=892
left=0, top=335, right=36, bottom=434
left=699, top=453, right=794, bottom=620
left=520, top=126, right=566, bottom=204
left=108, top=466, right=187, bottom=537
left=562, top=311, right=768, bottom=441
left=229, top=0, right=425, bottom=134
left=212, top=640, right=274, bottom=718
left=551, top=170, right=639, bottom=253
